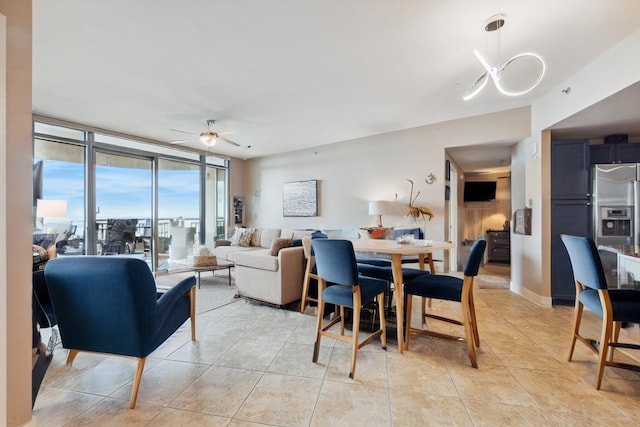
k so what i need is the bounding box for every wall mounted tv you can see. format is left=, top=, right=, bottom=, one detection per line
left=463, top=181, right=497, bottom=202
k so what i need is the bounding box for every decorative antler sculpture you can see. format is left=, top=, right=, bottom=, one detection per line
left=407, top=179, right=434, bottom=221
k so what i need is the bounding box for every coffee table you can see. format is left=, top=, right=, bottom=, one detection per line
left=155, top=259, right=234, bottom=288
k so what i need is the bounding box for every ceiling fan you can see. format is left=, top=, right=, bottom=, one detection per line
left=170, top=119, right=241, bottom=147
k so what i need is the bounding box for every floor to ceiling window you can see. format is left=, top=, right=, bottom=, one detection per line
left=33, top=134, right=86, bottom=255
left=158, top=158, right=200, bottom=266
left=95, top=151, right=153, bottom=259
left=33, top=119, right=229, bottom=270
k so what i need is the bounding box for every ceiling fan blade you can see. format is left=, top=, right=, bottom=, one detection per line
left=169, top=128, right=197, bottom=136
left=219, top=136, right=241, bottom=147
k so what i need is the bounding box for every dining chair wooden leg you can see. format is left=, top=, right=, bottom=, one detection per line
left=66, top=349, right=79, bottom=365
left=568, top=301, right=584, bottom=362
left=595, top=314, right=613, bottom=390
left=313, top=281, right=326, bottom=363
left=610, top=321, right=622, bottom=361
left=129, top=357, right=146, bottom=409
left=300, top=275, right=310, bottom=313
left=340, top=305, right=345, bottom=335
left=420, top=298, right=433, bottom=325
left=404, top=293, right=413, bottom=351
left=462, top=297, right=478, bottom=368
left=469, top=290, right=480, bottom=347
left=300, top=264, right=315, bottom=313
left=377, top=292, right=387, bottom=350
left=349, top=289, right=362, bottom=379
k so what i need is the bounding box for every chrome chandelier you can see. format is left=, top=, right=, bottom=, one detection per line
left=463, top=14, right=545, bottom=101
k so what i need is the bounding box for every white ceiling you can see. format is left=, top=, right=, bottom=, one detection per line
left=32, top=1, right=640, bottom=171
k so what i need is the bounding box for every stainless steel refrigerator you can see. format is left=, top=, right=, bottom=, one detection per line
left=592, top=163, right=639, bottom=252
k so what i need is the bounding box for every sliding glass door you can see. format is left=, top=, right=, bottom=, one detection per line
left=158, top=159, right=200, bottom=266
left=95, top=151, right=152, bottom=261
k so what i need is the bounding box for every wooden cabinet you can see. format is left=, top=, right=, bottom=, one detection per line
left=551, top=139, right=591, bottom=304
left=590, top=142, right=640, bottom=164
left=486, top=230, right=509, bottom=263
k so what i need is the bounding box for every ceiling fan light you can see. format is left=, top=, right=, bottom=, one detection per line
left=199, top=131, right=217, bottom=146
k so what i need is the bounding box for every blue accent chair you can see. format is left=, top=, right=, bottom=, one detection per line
left=561, top=234, right=640, bottom=389
left=44, top=256, right=196, bottom=408
left=403, top=239, right=486, bottom=368
left=311, top=239, right=387, bottom=378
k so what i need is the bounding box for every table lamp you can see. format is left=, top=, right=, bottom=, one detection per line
left=368, top=201, right=393, bottom=228
left=37, top=199, right=68, bottom=229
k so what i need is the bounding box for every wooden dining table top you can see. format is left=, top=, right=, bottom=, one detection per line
left=349, top=238, right=454, bottom=255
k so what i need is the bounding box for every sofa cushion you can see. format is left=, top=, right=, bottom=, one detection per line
left=214, top=245, right=261, bottom=262
left=269, top=237, right=292, bottom=256
left=260, top=228, right=282, bottom=248
left=233, top=249, right=279, bottom=272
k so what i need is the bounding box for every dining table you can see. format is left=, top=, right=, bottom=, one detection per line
left=350, top=238, right=454, bottom=353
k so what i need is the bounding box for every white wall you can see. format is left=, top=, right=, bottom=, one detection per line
left=243, top=107, right=530, bottom=265
left=510, top=28, right=640, bottom=306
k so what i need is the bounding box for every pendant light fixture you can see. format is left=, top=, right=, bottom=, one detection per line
left=199, top=119, right=219, bottom=146
left=463, top=14, right=545, bottom=101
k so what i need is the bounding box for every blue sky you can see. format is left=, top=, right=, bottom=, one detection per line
left=40, top=159, right=200, bottom=221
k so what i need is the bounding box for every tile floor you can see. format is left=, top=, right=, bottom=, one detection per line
left=33, top=265, right=640, bottom=426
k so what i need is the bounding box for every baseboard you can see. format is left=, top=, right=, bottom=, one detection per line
left=510, top=281, right=552, bottom=307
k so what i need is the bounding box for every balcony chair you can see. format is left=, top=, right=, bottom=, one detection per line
left=561, top=234, right=640, bottom=389
left=44, top=256, right=196, bottom=408
left=311, top=238, right=387, bottom=379
left=403, top=239, right=486, bottom=368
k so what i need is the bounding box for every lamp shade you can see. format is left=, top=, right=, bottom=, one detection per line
left=368, top=201, right=392, bottom=216
left=36, top=199, right=67, bottom=218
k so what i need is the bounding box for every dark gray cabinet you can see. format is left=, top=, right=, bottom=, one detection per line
left=551, top=139, right=591, bottom=304
left=487, top=230, right=509, bottom=263
left=551, top=199, right=591, bottom=304
left=551, top=139, right=590, bottom=200
left=590, top=142, right=640, bottom=164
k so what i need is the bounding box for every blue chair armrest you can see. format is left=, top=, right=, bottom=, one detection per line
left=156, top=276, right=196, bottom=315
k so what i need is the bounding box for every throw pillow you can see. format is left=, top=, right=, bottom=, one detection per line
left=268, top=237, right=293, bottom=256
left=250, top=228, right=261, bottom=247
left=235, top=229, right=254, bottom=247
left=229, top=227, right=246, bottom=245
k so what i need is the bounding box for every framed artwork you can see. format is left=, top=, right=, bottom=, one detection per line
left=445, top=160, right=451, bottom=182
left=283, top=180, right=318, bottom=217
left=233, top=196, right=244, bottom=224
left=513, top=208, right=532, bottom=235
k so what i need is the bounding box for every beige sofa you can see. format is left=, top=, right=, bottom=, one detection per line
left=213, top=228, right=308, bottom=306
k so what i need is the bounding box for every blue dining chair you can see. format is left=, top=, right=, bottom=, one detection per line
left=44, top=256, right=196, bottom=408
left=403, top=239, right=486, bottom=368
left=561, top=234, right=640, bottom=389
left=311, top=239, right=387, bottom=378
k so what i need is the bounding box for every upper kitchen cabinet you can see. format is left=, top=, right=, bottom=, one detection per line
left=551, top=139, right=590, bottom=200
left=590, top=142, right=640, bottom=164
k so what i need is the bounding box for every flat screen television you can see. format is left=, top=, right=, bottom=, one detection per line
left=463, top=181, right=497, bottom=202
